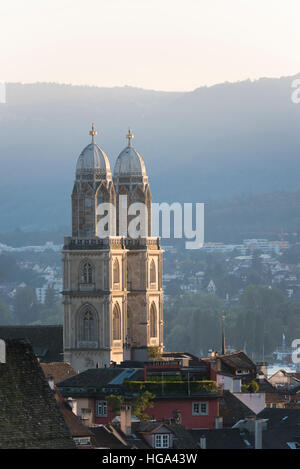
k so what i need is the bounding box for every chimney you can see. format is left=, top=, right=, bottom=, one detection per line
left=256, top=362, right=268, bottom=377
left=255, top=419, right=263, bottom=450
left=199, top=436, right=206, bottom=449
left=215, top=416, right=223, bottom=429
left=120, top=404, right=132, bottom=436
left=173, top=409, right=182, bottom=424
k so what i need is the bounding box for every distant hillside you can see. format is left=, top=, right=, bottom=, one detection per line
left=1, top=77, right=300, bottom=230
left=205, top=190, right=300, bottom=243
left=1, top=189, right=300, bottom=246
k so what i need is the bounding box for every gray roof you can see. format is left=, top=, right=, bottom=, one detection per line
left=257, top=408, right=300, bottom=428
left=57, top=367, right=143, bottom=397
left=57, top=368, right=126, bottom=388
left=219, top=391, right=255, bottom=427
left=254, top=409, right=300, bottom=449
left=189, top=428, right=250, bottom=449
left=76, top=143, right=112, bottom=179
left=114, top=145, right=147, bottom=178
left=112, top=421, right=197, bottom=449
left=91, top=425, right=128, bottom=449
left=0, top=339, right=75, bottom=449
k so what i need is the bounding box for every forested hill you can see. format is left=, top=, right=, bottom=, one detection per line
left=1, top=189, right=300, bottom=246
left=205, top=189, right=300, bottom=243
left=1, top=75, right=300, bottom=230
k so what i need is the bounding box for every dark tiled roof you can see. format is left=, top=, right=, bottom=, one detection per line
left=57, top=367, right=143, bottom=394
left=0, top=339, right=75, bottom=449
left=59, top=401, right=93, bottom=438
left=219, top=391, right=255, bottom=427
left=113, top=421, right=197, bottom=449
left=57, top=368, right=126, bottom=388
left=189, top=428, right=250, bottom=449
left=166, top=423, right=198, bottom=449
left=262, top=428, right=300, bottom=449
left=257, top=408, right=300, bottom=427
left=257, top=408, right=300, bottom=449
left=0, top=325, right=63, bottom=362
left=41, top=362, right=77, bottom=384
left=91, top=425, right=128, bottom=449
left=219, top=351, right=256, bottom=372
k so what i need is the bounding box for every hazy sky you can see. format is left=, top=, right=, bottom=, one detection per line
left=1, top=0, right=300, bottom=91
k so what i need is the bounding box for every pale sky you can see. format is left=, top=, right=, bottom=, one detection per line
left=1, top=0, right=300, bottom=91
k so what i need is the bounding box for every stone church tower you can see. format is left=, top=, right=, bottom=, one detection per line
left=62, top=125, right=163, bottom=372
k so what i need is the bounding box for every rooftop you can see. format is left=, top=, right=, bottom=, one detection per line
left=0, top=339, right=75, bottom=449
left=0, top=325, right=63, bottom=362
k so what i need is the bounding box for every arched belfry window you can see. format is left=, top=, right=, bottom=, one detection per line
left=150, top=259, right=156, bottom=284
left=82, top=262, right=93, bottom=284
left=83, top=310, right=94, bottom=341
left=150, top=303, right=157, bottom=338
left=113, top=304, right=121, bottom=341
left=113, top=258, right=120, bottom=285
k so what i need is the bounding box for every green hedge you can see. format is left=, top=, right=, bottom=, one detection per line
left=147, top=375, right=181, bottom=382
left=124, top=380, right=217, bottom=395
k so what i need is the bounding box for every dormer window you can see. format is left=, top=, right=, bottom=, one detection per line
left=154, top=434, right=170, bottom=448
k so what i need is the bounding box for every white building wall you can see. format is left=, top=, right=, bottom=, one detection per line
left=233, top=392, right=265, bottom=414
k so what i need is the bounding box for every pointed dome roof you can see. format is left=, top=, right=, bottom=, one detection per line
left=76, top=124, right=112, bottom=180
left=114, top=129, right=147, bottom=179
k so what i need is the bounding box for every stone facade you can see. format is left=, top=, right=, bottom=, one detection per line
left=62, top=127, right=163, bottom=372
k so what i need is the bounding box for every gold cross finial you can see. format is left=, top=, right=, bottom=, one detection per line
left=89, top=123, right=98, bottom=143
left=126, top=128, right=134, bottom=147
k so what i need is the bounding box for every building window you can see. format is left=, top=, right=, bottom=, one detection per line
left=113, top=304, right=121, bottom=340
left=154, top=434, right=170, bottom=448
left=113, top=258, right=120, bottom=284
left=83, top=310, right=94, bottom=341
left=192, top=402, right=208, bottom=416
left=82, top=262, right=93, bottom=284
left=150, top=303, right=157, bottom=338
left=150, top=259, right=156, bottom=284
left=96, top=400, right=107, bottom=417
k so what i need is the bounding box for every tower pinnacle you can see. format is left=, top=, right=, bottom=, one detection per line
left=126, top=128, right=134, bottom=147
left=89, top=123, right=98, bottom=144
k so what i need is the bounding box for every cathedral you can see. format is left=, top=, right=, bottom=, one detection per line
left=62, top=125, right=164, bottom=372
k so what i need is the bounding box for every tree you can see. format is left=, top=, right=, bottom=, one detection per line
left=132, top=391, right=154, bottom=421
left=148, top=346, right=163, bottom=361
left=106, top=391, right=155, bottom=421
left=242, top=380, right=259, bottom=393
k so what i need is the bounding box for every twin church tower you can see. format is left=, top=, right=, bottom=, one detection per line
left=62, top=125, right=164, bottom=371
